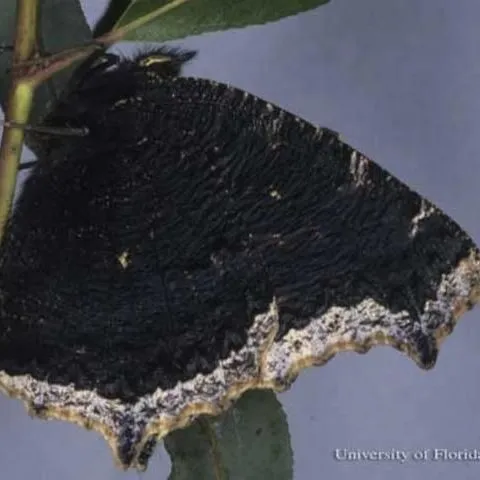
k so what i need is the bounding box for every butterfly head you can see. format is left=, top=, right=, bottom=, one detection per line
left=37, top=46, right=197, bottom=154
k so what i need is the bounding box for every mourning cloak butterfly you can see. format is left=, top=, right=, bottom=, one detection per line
left=0, top=47, right=478, bottom=469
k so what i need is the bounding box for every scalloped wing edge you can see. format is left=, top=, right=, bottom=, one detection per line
left=0, top=249, right=479, bottom=469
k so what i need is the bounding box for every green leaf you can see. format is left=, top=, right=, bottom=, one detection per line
left=94, top=0, right=330, bottom=42
left=0, top=0, right=92, bottom=132
left=164, top=390, right=293, bottom=480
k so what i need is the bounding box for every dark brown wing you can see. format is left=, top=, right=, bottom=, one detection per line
left=0, top=75, right=478, bottom=469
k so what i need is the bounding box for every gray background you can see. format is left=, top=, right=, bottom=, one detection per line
left=1, top=0, right=480, bottom=478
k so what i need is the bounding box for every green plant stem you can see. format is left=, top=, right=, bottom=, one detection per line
left=0, top=0, right=38, bottom=244
left=10, top=0, right=192, bottom=86
left=106, top=0, right=190, bottom=42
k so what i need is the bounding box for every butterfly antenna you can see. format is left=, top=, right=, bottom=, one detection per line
left=1, top=122, right=89, bottom=171
left=0, top=44, right=13, bottom=53
left=18, top=160, right=37, bottom=171
left=1, top=120, right=89, bottom=137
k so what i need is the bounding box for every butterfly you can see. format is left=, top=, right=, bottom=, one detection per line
left=0, top=46, right=478, bottom=469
